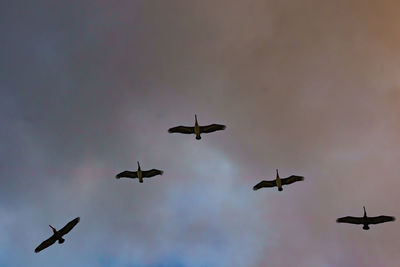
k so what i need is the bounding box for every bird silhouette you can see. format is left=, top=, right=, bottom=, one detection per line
left=168, top=114, right=226, bottom=140
left=253, top=169, right=304, bottom=191
left=116, top=161, right=163, bottom=183
left=35, top=217, right=80, bottom=253
left=336, top=206, right=395, bottom=230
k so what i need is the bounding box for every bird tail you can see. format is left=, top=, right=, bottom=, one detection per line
left=58, top=238, right=65, bottom=244
left=196, top=135, right=201, bottom=140
left=278, top=187, right=283, bottom=191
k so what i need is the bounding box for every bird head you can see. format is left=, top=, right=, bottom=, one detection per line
left=276, top=169, right=279, bottom=178
left=363, top=206, right=367, bottom=217
left=137, top=161, right=141, bottom=170
left=49, top=225, right=57, bottom=233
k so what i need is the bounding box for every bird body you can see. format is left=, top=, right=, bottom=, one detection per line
left=275, top=170, right=282, bottom=191
left=253, top=169, right=304, bottom=191
left=49, top=225, right=64, bottom=243
left=116, top=162, right=163, bottom=183
left=35, top=217, right=80, bottom=253
left=362, top=206, right=369, bottom=230
left=168, top=114, right=226, bottom=140
left=336, top=207, right=395, bottom=230
left=137, top=161, right=143, bottom=183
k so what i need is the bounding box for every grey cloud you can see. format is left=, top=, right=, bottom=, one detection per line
left=2, top=0, right=400, bottom=266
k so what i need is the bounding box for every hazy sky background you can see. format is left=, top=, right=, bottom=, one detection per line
left=1, top=1, right=400, bottom=266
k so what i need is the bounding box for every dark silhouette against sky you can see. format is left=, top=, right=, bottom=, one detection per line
left=337, top=207, right=395, bottom=230
left=253, top=169, right=304, bottom=191
left=116, top=162, right=164, bottom=183
left=35, top=217, right=80, bottom=253
left=168, top=115, right=226, bottom=140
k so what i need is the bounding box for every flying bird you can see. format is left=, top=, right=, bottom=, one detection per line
left=34, top=217, right=80, bottom=253
left=336, top=206, right=395, bottom=230
left=168, top=114, right=226, bottom=140
left=116, top=161, right=163, bottom=183
left=253, top=169, right=304, bottom=191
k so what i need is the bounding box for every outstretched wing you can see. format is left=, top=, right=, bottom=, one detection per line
left=116, top=171, right=138, bottom=179
left=59, top=217, right=80, bottom=236
left=168, top=126, right=195, bottom=134
left=336, top=216, right=363, bottom=224
left=199, top=124, right=226, bottom=133
left=253, top=180, right=277, bottom=191
left=281, top=175, right=304, bottom=185
left=142, top=169, right=164, bottom=178
left=367, top=216, right=395, bottom=225
left=34, top=235, right=57, bottom=253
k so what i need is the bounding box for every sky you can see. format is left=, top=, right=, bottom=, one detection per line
left=1, top=0, right=400, bottom=266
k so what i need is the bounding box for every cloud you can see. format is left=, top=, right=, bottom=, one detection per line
left=2, top=0, right=400, bottom=266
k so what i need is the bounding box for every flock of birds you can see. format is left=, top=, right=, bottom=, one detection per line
left=34, top=114, right=396, bottom=253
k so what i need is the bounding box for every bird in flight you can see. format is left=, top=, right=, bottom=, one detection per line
left=116, top=161, right=163, bottom=183
left=34, top=217, right=80, bottom=253
left=168, top=114, right=226, bottom=140
left=336, top=206, right=395, bottom=230
left=253, top=169, right=304, bottom=191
